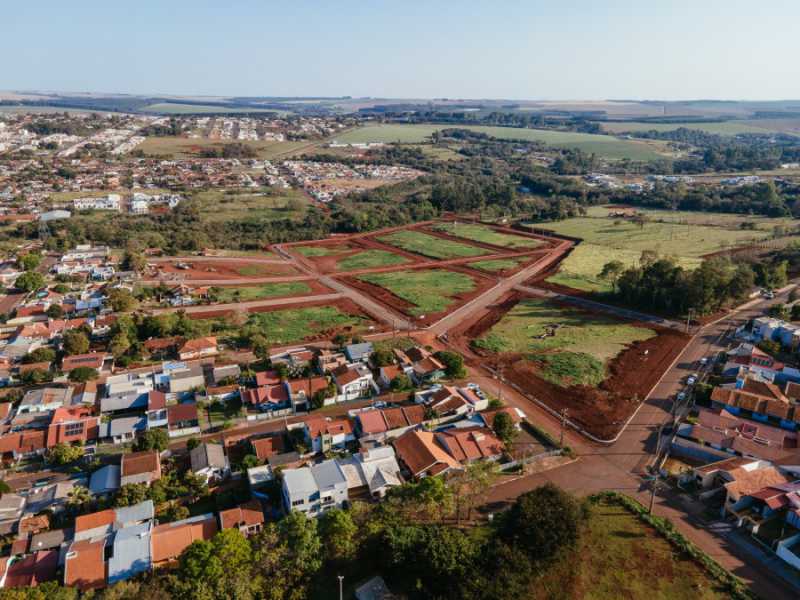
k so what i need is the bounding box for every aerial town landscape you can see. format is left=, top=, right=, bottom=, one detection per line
left=3, top=2, right=800, bottom=599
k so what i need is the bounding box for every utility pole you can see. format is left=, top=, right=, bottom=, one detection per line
left=685, top=308, right=694, bottom=334
left=559, top=408, right=569, bottom=447
left=648, top=476, right=660, bottom=514
left=338, top=575, right=344, bottom=600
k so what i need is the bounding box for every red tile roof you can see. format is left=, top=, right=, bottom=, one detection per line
left=151, top=516, right=217, bottom=564
left=305, top=417, right=353, bottom=439
left=255, top=370, right=281, bottom=386
left=121, top=450, right=161, bottom=478
left=62, top=353, right=106, bottom=372
left=167, top=403, right=198, bottom=425
left=219, top=500, right=264, bottom=530
left=252, top=435, right=284, bottom=460
left=65, top=538, right=107, bottom=590
left=74, top=509, right=115, bottom=534
left=179, top=336, right=217, bottom=353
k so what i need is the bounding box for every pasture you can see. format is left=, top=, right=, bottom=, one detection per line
left=332, top=124, right=667, bottom=160
left=357, top=270, right=476, bottom=316
left=433, top=222, right=542, bottom=249
left=473, top=298, right=655, bottom=387
left=378, top=230, right=489, bottom=260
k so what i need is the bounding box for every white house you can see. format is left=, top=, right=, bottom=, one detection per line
left=331, top=364, right=377, bottom=402
left=282, top=459, right=348, bottom=516
left=189, top=443, right=230, bottom=483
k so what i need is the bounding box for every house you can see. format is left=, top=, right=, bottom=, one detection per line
left=30, top=527, right=72, bottom=555
left=151, top=514, right=217, bottom=566
left=344, top=342, right=373, bottom=364
left=396, top=346, right=446, bottom=384
left=218, top=500, right=264, bottom=536
left=331, top=364, right=377, bottom=402
left=247, top=465, right=275, bottom=492
left=241, top=383, right=290, bottom=411
left=167, top=363, right=206, bottom=395
left=355, top=576, right=396, bottom=600
left=146, top=390, right=168, bottom=430
left=120, top=451, right=162, bottom=486
left=415, top=384, right=489, bottom=418
left=376, top=365, right=405, bottom=390
left=304, top=417, right=355, bottom=453
left=251, top=435, right=285, bottom=461
left=255, top=370, right=281, bottom=387
left=143, top=336, right=180, bottom=359
left=189, top=443, right=229, bottom=483
left=0, top=494, right=26, bottom=523
left=317, top=350, right=347, bottom=374
left=722, top=465, right=793, bottom=522
left=107, top=522, right=152, bottom=584
left=270, top=347, right=314, bottom=375
left=711, top=377, right=796, bottom=427
left=46, top=405, right=100, bottom=448
left=24, top=478, right=87, bottom=515
left=100, top=416, right=146, bottom=445
left=74, top=500, right=154, bottom=542
left=282, top=459, right=348, bottom=516
left=1, top=550, right=59, bottom=588
left=337, top=446, right=403, bottom=499
left=479, top=407, right=524, bottom=430
left=392, top=430, right=460, bottom=479
left=205, top=384, right=239, bottom=403
left=104, top=371, right=154, bottom=400
left=17, top=386, right=71, bottom=414
left=178, top=337, right=218, bottom=361
left=61, top=352, right=111, bottom=374
left=434, top=427, right=504, bottom=465
left=354, top=405, right=427, bottom=441
left=89, top=465, right=121, bottom=496
left=288, top=377, right=332, bottom=409
left=65, top=537, right=106, bottom=591
left=167, top=403, right=200, bottom=438
left=212, top=364, right=240, bottom=385
left=71, top=381, right=98, bottom=406
left=724, top=343, right=784, bottom=380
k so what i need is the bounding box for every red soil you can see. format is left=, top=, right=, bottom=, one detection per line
left=154, top=259, right=299, bottom=280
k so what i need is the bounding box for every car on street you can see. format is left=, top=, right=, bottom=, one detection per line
left=687, top=374, right=698, bottom=386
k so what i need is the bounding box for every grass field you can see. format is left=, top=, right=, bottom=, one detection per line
left=292, top=246, right=344, bottom=257
left=358, top=270, right=476, bottom=316
left=473, top=298, right=654, bottom=387
left=138, top=136, right=312, bottom=159
left=246, top=306, right=366, bottom=345
left=378, top=230, right=489, bottom=260
left=598, top=120, right=777, bottom=135
left=336, top=249, right=410, bottom=271
left=209, top=282, right=312, bottom=302
left=533, top=497, right=731, bottom=600
left=191, top=189, right=309, bottom=223
left=584, top=205, right=796, bottom=232
left=433, top=222, right=542, bottom=249
left=332, top=124, right=666, bottom=160
left=468, top=258, right=525, bottom=272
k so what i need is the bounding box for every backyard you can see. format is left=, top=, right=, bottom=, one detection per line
left=473, top=298, right=655, bottom=387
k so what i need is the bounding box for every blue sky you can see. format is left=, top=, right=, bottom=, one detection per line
left=3, top=0, right=799, bottom=100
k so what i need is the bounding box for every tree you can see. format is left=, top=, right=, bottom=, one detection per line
left=47, top=443, right=83, bottom=466
left=121, top=249, right=147, bottom=273
left=135, top=428, right=169, bottom=452
left=160, top=502, right=190, bottom=523
left=110, top=332, right=132, bottom=358
left=17, top=253, right=41, bottom=271
left=186, top=437, right=201, bottom=451
left=319, top=508, right=358, bottom=562
left=390, top=373, right=412, bottom=392
left=15, top=271, right=45, bottom=292
left=0, top=480, right=10, bottom=495
left=240, top=454, right=260, bottom=471
left=20, top=368, right=51, bottom=385
left=433, top=350, right=466, bottom=379
left=114, top=483, right=150, bottom=507
left=68, top=366, right=98, bottom=382
left=46, top=304, right=64, bottom=319
left=62, top=330, right=90, bottom=355
left=65, top=485, right=92, bottom=513
left=371, top=348, right=394, bottom=367
left=492, top=411, right=517, bottom=447
left=599, top=260, right=625, bottom=292
left=108, top=288, right=138, bottom=313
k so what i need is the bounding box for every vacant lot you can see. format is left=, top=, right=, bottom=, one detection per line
left=468, top=258, right=525, bottom=273
left=378, top=230, right=488, bottom=260
left=336, top=249, right=410, bottom=271
left=138, top=136, right=311, bottom=159
left=433, top=223, right=542, bottom=249
left=357, top=270, right=476, bottom=316
left=533, top=497, right=731, bottom=600
left=333, top=124, right=666, bottom=160
left=191, top=189, right=309, bottom=223
left=292, top=245, right=344, bottom=257
left=473, top=298, right=655, bottom=387
left=246, top=305, right=367, bottom=345
left=209, top=282, right=312, bottom=302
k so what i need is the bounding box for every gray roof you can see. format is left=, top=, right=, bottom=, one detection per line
left=108, top=521, right=152, bottom=584
left=282, top=468, right=318, bottom=498
left=213, top=364, right=240, bottom=383
left=345, top=342, right=374, bottom=361
left=89, top=465, right=121, bottom=495
left=355, top=576, right=393, bottom=600
left=0, top=493, right=25, bottom=521
left=102, top=416, right=146, bottom=438
left=115, top=500, right=154, bottom=527
left=30, top=527, right=73, bottom=552
left=190, top=443, right=227, bottom=472
left=100, top=392, right=147, bottom=413
left=311, top=459, right=347, bottom=491
left=171, top=364, right=205, bottom=381
left=267, top=451, right=301, bottom=468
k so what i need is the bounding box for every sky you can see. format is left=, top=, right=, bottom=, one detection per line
left=3, top=0, right=800, bottom=101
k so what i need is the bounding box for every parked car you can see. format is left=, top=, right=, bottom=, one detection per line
left=687, top=374, right=698, bottom=386
left=677, top=392, right=686, bottom=402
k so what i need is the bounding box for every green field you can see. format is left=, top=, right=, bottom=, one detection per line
left=358, top=270, right=476, bottom=316
left=378, top=230, right=488, bottom=260
left=246, top=306, right=367, bottom=345
left=138, top=136, right=311, bottom=159
left=473, top=298, right=654, bottom=387
left=191, top=189, right=309, bottom=223
left=336, top=250, right=410, bottom=271
left=141, top=103, right=287, bottom=115
left=598, top=120, right=776, bottom=135
left=433, top=222, right=542, bottom=249
left=534, top=497, right=731, bottom=600
left=468, top=258, right=525, bottom=272
left=292, top=245, right=344, bottom=257
left=209, top=282, right=312, bottom=303
left=333, top=124, right=666, bottom=160
left=584, top=205, right=796, bottom=232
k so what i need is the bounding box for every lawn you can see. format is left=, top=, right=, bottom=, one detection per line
left=468, top=258, right=525, bottom=272
left=191, top=188, right=309, bottom=223
left=473, top=298, right=654, bottom=387
left=138, top=136, right=311, bottom=159
left=336, top=249, right=410, bottom=271
left=533, top=497, right=732, bottom=600
left=358, top=270, right=476, bottom=316
left=333, top=124, right=666, bottom=160
left=246, top=306, right=367, bottom=345
left=433, top=222, right=542, bottom=249
left=209, top=282, right=312, bottom=302
left=378, top=230, right=488, bottom=260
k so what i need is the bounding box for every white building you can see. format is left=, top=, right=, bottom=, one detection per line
left=282, top=459, right=348, bottom=516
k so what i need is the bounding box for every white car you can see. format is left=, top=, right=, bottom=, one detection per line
left=687, top=375, right=697, bottom=386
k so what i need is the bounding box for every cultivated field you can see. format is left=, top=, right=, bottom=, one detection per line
left=332, top=124, right=667, bottom=160
left=141, top=103, right=286, bottom=114
left=432, top=222, right=543, bottom=249
left=378, top=229, right=490, bottom=260
left=473, top=298, right=655, bottom=387
left=597, top=120, right=779, bottom=135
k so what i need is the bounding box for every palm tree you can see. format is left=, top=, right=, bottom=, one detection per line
left=66, top=485, right=92, bottom=514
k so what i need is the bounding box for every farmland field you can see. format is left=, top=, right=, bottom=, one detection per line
left=468, top=258, right=525, bottom=272
left=357, top=270, right=476, bottom=316
left=378, top=230, right=489, bottom=260
left=473, top=298, right=655, bottom=387
left=141, top=103, right=287, bottom=114
left=336, top=249, right=410, bottom=271
left=209, top=282, right=312, bottom=302
left=138, top=136, right=311, bottom=159
left=533, top=497, right=732, bottom=600
left=597, top=120, right=778, bottom=135
left=584, top=205, right=796, bottom=232
left=433, top=223, right=542, bottom=249
left=332, top=124, right=667, bottom=160
left=245, top=306, right=367, bottom=345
